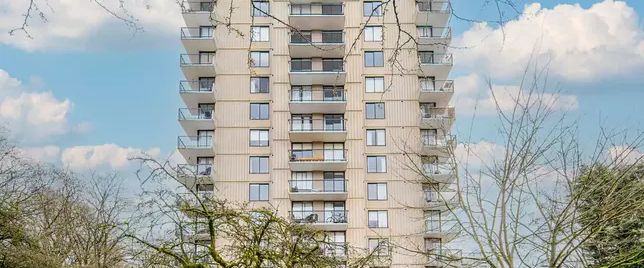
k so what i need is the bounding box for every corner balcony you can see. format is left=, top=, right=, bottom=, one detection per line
left=181, top=27, right=216, bottom=52
left=421, top=135, right=455, bottom=157
left=425, top=218, right=460, bottom=242
left=289, top=179, right=348, bottom=201
left=289, top=60, right=346, bottom=85
left=420, top=107, right=455, bottom=129
left=180, top=53, right=216, bottom=80
left=181, top=1, right=215, bottom=26
left=422, top=163, right=456, bottom=184
left=288, top=149, right=347, bottom=171
left=427, top=249, right=463, bottom=267
left=424, top=193, right=460, bottom=211
left=419, top=80, right=454, bottom=105
left=179, top=80, right=215, bottom=107
left=416, top=1, right=451, bottom=26
left=418, top=53, right=453, bottom=80
left=178, top=108, right=215, bottom=134
left=290, top=210, right=348, bottom=231
left=288, top=119, right=347, bottom=142
left=177, top=136, right=214, bottom=161
left=289, top=4, right=345, bottom=29
left=177, top=164, right=214, bottom=185
left=289, top=32, right=345, bottom=58
left=178, top=191, right=215, bottom=208
left=417, top=27, right=452, bottom=51
left=289, top=88, right=346, bottom=114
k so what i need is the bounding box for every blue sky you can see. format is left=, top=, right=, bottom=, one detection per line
left=0, top=0, right=642, bottom=170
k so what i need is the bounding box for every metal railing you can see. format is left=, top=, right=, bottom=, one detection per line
left=290, top=210, right=348, bottom=224
left=289, top=179, right=347, bottom=193
left=177, top=164, right=214, bottom=177
left=417, top=27, right=451, bottom=39
left=416, top=1, right=451, bottom=13
left=180, top=80, right=215, bottom=93
left=290, top=60, right=345, bottom=72
left=181, top=27, right=214, bottom=39
left=288, top=119, right=347, bottom=132
left=425, top=218, right=461, bottom=234
left=181, top=1, right=215, bottom=12
left=423, top=163, right=454, bottom=175
left=178, top=136, right=213, bottom=149
left=178, top=108, right=214, bottom=121
left=420, top=80, right=454, bottom=93
left=420, top=107, right=455, bottom=120
left=178, top=191, right=215, bottom=207
left=180, top=54, right=215, bottom=66
left=289, top=149, right=347, bottom=162
left=421, top=135, right=456, bottom=148
left=289, top=89, right=346, bottom=102
left=419, top=53, right=453, bottom=65
left=290, top=32, right=345, bottom=44
left=427, top=249, right=462, bottom=265
left=290, top=4, right=344, bottom=15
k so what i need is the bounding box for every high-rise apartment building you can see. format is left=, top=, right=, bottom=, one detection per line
left=177, top=0, right=458, bottom=266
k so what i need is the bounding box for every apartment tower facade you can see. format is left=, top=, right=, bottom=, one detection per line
left=178, top=0, right=458, bottom=266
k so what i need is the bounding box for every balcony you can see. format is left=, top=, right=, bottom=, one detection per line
left=179, top=80, right=215, bottom=107
left=417, top=27, right=451, bottom=51
left=181, top=27, right=216, bottom=52
left=289, top=4, right=345, bottom=29
left=421, top=135, right=455, bottom=156
left=177, top=164, right=214, bottom=185
left=418, top=53, right=453, bottom=80
left=178, top=108, right=215, bottom=134
left=289, top=88, right=346, bottom=113
left=419, top=107, right=455, bottom=129
left=424, top=193, right=460, bottom=211
left=289, top=31, right=345, bottom=58
left=289, top=149, right=347, bottom=171
left=416, top=1, right=451, bottom=26
left=289, top=59, right=346, bottom=85
left=181, top=1, right=215, bottom=26
left=290, top=210, right=348, bottom=231
left=289, top=179, right=347, bottom=201
left=426, top=249, right=462, bottom=267
left=289, top=119, right=347, bottom=142
left=422, top=163, right=456, bottom=184
left=178, top=191, right=215, bottom=208
left=323, top=242, right=347, bottom=258
left=425, top=218, right=460, bottom=242
left=177, top=136, right=214, bottom=160
left=180, top=53, right=216, bottom=80
left=419, top=80, right=453, bottom=105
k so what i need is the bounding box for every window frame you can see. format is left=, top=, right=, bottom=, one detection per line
left=249, top=156, right=270, bottom=174
left=364, top=51, right=384, bottom=67
left=250, top=26, right=270, bottom=42
left=364, top=26, right=383, bottom=42
left=367, top=210, right=388, bottom=228
left=366, top=102, right=385, bottom=119
left=250, top=51, right=270, bottom=67
left=366, top=129, right=386, bottom=146
left=367, top=155, right=387, bottom=173
left=251, top=0, right=270, bottom=17
left=363, top=1, right=383, bottom=17
left=249, top=129, right=270, bottom=147
left=365, top=76, right=385, bottom=93
left=250, top=103, right=270, bottom=120
left=367, top=183, right=388, bottom=200
left=250, top=77, right=270, bottom=93
left=249, top=183, right=269, bottom=201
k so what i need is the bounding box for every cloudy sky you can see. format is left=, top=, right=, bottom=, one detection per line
left=0, top=0, right=642, bottom=172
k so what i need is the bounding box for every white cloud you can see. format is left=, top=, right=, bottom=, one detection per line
left=0, top=69, right=81, bottom=142
left=608, top=146, right=643, bottom=165
left=61, top=144, right=161, bottom=171
left=17, top=145, right=62, bottom=163
left=453, top=73, right=578, bottom=116
left=454, top=0, right=644, bottom=81
left=0, top=0, right=183, bottom=51
left=455, top=141, right=505, bottom=169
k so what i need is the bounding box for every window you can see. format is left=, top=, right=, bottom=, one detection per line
left=198, top=51, right=215, bottom=64
left=250, top=51, right=269, bottom=67
left=417, top=26, right=434, bottom=38
left=326, top=232, right=346, bottom=257
left=367, top=183, right=387, bottom=200
left=324, top=114, right=344, bottom=131
left=364, top=51, right=384, bottom=67
left=250, top=103, right=269, bottom=120
left=419, top=51, right=435, bottom=64
left=367, top=156, right=387, bottom=173
left=249, top=156, right=269, bottom=174
left=421, top=129, right=438, bottom=145
left=251, top=0, right=269, bottom=16
left=199, top=26, right=214, bottom=38
left=366, top=102, right=385, bottom=119
left=291, top=58, right=312, bottom=71
left=250, top=129, right=269, bottom=147
left=420, top=77, right=436, bottom=92
left=365, top=77, right=384, bottom=93
left=368, top=210, right=388, bottom=228
left=368, top=238, right=390, bottom=256
left=199, top=1, right=214, bottom=12
left=364, top=26, right=383, bottom=41
left=324, top=143, right=345, bottom=161
left=198, top=77, right=215, bottom=91
left=250, top=77, right=269, bottom=93
left=250, top=26, right=270, bottom=41
left=363, top=1, right=383, bottom=17
left=425, top=210, right=441, bottom=232
left=196, top=157, right=214, bottom=176
left=249, top=183, right=269, bottom=201
left=366, top=129, right=386, bottom=146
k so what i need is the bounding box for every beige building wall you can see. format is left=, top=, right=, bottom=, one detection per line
left=178, top=0, right=456, bottom=266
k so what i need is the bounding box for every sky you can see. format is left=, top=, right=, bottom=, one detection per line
left=0, top=0, right=642, bottom=173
